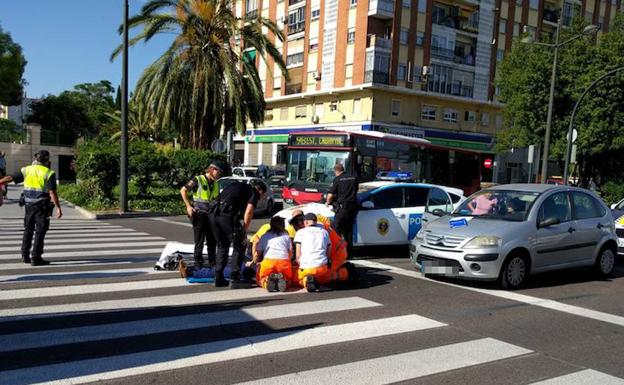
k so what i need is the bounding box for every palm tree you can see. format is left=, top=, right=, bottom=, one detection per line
left=112, top=0, right=288, bottom=149
left=105, top=101, right=165, bottom=142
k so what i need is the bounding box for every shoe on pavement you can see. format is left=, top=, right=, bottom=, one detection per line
left=275, top=273, right=288, bottom=292
left=305, top=275, right=319, bottom=292
left=344, top=262, right=359, bottom=283
left=30, top=258, right=50, bottom=266
left=266, top=274, right=278, bottom=292
left=214, top=277, right=228, bottom=287
left=229, top=279, right=253, bottom=289
left=21, top=256, right=31, bottom=264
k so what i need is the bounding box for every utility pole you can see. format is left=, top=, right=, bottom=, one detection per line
left=120, top=0, right=129, bottom=212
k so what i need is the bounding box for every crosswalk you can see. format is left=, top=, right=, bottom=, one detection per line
left=1, top=218, right=623, bottom=385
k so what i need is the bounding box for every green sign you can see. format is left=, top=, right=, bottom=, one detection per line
left=428, top=138, right=491, bottom=152
left=246, top=134, right=288, bottom=143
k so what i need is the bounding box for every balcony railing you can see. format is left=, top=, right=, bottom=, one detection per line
left=289, top=0, right=305, bottom=5
left=285, top=83, right=302, bottom=95
left=367, top=34, right=392, bottom=50
left=288, top=21, right=305, bottom=35
left=364, top=70, right=390, bottom=84
left=369, top=0, right=394, bottom=18
left=431, top=46, right=476, bottom=66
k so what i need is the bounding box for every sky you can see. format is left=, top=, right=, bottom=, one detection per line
left=0, top=0, right=174, bottom=99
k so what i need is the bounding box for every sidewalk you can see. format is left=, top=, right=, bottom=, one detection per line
left=0, top=184, right=89, bottom=220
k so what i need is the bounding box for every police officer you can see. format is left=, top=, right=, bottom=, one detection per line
left=0, top=150, right=62, bottom=266
left=212, top=178, right=267, bottom=288
left=325, top=163, right=358, bottom=248
left=180, top=161, right=224, bottom=269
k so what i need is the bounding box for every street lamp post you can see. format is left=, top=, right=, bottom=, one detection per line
left=120, top=0, right=129, bottom=213
left=522, top=20, right=599, bottom=183
left=563, top=66, right=624, bottom=184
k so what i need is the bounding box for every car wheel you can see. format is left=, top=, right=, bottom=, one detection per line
left=499, top=253, right=528, bottom=290
left=594, top=246, right=616, bottom=277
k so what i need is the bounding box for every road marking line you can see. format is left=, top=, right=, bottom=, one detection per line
left=0, top=232, right=153, bottom=240
left=0, top=228, right=134, bottom=235
left=353, top=260, right=624, bottom=328
left=530, top=369, right=624, bottom=384
left=148, top=217, right=192, bottom=228
left=0, top=297, right=381, bottom=352
left=0, top=260, right=146, bottom=270
left=0, top=236, right=164, bottom=246
left=0, top=226, right=121, bottom=231
left=1, top=314, right=446, bottom=385
left=0, top=285, right=311, bottom=320
left=0, top=240, right=166, bottom=252
left=0, top=248, right=164, bottom=261
left=0, top=277, right=184, bottom=300
left=0, top=267, right=159, bottom=284
left=234, top=337, right=532, bottom=385
left=0, top=220, right=112, bottom=225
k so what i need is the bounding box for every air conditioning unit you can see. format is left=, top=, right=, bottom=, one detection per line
left=313, top=71, right=322, bottom=80
left=422, top=66, right=433, bottom=77
left=311, top=115, right=320, bottom=124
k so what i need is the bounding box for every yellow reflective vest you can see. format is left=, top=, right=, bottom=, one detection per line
left=22, top=164, right=54, bottom=203
left=192, top=175, right=219, bottom=204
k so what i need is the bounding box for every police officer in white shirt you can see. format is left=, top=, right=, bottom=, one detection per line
left=294, top=213, right=331, bottom=292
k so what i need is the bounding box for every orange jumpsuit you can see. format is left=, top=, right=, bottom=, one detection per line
left=256, top=258, right=293, bottom=289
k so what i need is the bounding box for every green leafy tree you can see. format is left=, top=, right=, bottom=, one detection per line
left=496, top=15, right=624, bottom=181
left=0, top=26, right=26, bottom=105
left=112, top=0, right=288, bottom=149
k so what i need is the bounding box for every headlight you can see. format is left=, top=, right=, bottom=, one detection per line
left=415, top=229, right=425, bottom=242
left=464, top=236, right=501, bottom=249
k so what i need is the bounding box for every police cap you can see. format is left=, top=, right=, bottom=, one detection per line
left=35, top=150, right=50, bottom=164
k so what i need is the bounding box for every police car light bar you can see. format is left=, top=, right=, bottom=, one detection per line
left=376, top=171, right=413, bottom=181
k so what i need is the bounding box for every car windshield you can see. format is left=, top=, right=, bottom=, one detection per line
left=454, top=190, right=540, bottom=221
left=287, top=150, right=350, bottom=189
left=358, top=184, right=380, bottom=193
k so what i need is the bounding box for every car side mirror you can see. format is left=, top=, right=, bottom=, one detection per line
left=538, top=217, right=560, bottom=228
left=611, top=203, right=617, bottom=210
left=432, top=209, right=447, bottom=217
left=361, top=201, right=375, bottom=209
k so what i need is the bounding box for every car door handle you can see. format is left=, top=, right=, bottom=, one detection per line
left=597, top=223, right=604, bottom=229
left=568, top=227, right=576, bottom=233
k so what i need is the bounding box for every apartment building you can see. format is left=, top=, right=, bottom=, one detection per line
left=234, top=0, right=622, bottom=172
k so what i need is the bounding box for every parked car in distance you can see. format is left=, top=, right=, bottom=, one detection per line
left=545, top=178, right=564, bottom=185
left=610, top=198, right=624, bottom=254
left=410, top=184, right=618, bottom=289
left=218, top=176, right=274, bottom=215
left=268, top=175, right=286, bottom=204
left=232, top=166, right=258, bottom=178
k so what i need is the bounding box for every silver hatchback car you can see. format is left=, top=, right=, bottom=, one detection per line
left=410, top=184, right=618, bottom=289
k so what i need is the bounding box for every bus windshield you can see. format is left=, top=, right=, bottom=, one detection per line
left=287, top=150, right=350, bottom=189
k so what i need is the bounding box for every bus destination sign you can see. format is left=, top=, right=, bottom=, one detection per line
left=290, top=135, right=348, bottom=147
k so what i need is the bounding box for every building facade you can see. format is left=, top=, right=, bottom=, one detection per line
left=234, top=0, right=622, bottom=180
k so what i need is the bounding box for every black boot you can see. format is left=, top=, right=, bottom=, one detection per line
left=31, top=257, right=50, bottom=266
left=21, top=255, right=31, bottom=264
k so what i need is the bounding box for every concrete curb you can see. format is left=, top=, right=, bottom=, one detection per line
left=59, top=199, right=176, bottom=220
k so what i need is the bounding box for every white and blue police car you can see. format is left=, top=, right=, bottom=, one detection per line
left=274, top=172, right=466, bottom=247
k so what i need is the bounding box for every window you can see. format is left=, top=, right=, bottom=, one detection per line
left=288, top=7, right=306, bottom=34
left=516, top=0, right=523, bottom=6
left=513, top=23, right=520, bottom=37
left=246, top=0, right=258, bottom=13
left=422, top=105, right=437, bottom=120
left=345, top=64, right=353, bottom=79
left=427, top=188, right=452, bottom=213
left=280, top=107, right=289, bottom=120
left=350, top=0, right=357, bottom=7
left=538, top=192, right=571, bottom=223
left=413, top=65, right=422, bottom=83
left=314, top=103, right=324, bottom=118
left=391, top=99, right=401, bottom=116
left=572, top=192, right=605, bottom=219
left=347, top=28, right=356, bottom=44
left=465, top=111, right=476, bottom=122
left=530, top=0, right=539, bottom=9
left=353, top=98, right=362, bottom=115
left=443, top=108, right=458, bottom=123
left=400, top=28, right=409, bottom=45
left=295, top=105, right=307, bottom=118
left=264, top=109, right=273, bottom=121
left=418, top=0, right=427, bottom=13
left=397, top=63, right=407, bottom=81
left=495, top=114, right=503, bottom=129
left=309, top=37, right=319, bottom=50
left=496, top=49, right=504, bottom=62
left=286, top=52, right=304, bottom=66
left=311, top=8, right=320, bottom=20
left=499, top=19, right=507, bottom=33
left=403, top=0, right=411, bottom=7
left=416, top=31, right=425, bottom=46
left=481, top=112, right=490, bottom=126
left=370, top=187, right=403, bottom=209
left=563, top=2, right=574, bottom=26
left=405, top=187, right=429, bottom=207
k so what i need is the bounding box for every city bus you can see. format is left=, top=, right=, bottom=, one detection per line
left=283, top=130, right=483, bottom=206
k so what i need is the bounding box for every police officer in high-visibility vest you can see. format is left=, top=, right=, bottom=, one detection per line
left=180, top=161, right=225, bottom=269
left=0, top=150, right=63, bottom=266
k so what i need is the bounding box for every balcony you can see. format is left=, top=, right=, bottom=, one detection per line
left=285, top=83, right=302, bottom=95
left=286, top=52, right=304, bottom=67
left=367, top=34, right=392, bottom=51
left=431, top=46, right=476, bottom=66
left=543, top=8, right=559, bottom=24
left=288, top=21, right=305, bottom=35
left=364, top=70, right=390, bottom=84
left=432, top=3, right=479, bottom=34
left=369, top=0, right=394, bottom=19
left=289, top=0, right=305, bottom=5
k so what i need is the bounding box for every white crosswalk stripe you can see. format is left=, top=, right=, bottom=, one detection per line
left=2, top=219, right=623, bottom=385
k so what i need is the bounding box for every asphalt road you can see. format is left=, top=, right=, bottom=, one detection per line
left=2, top=188, right=624, bottom=385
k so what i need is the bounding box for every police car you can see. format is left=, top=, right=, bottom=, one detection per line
left=610, top=198, right=624, bottom=254
left=274, top=172, right=466, bottom=246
